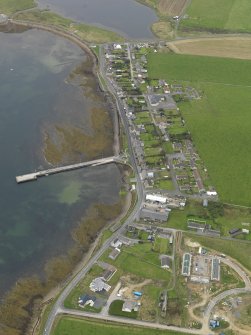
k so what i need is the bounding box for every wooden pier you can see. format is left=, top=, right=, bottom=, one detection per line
left=16, top=156, right=120, bottom=183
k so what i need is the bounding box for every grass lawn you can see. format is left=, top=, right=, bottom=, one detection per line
left=148, top=53, right=251, bottom=206
left=109, top=300, right=138, bottom=318
left=64, top=264, right=104, bottom=310
left=221, top=264, right=245, bottom=287
left=0, top=0, right=35, bottom=14
left=180, top=0, right=251, bottom=33
left=52, top=316, right=194, bottom=335
left=166, top=200, right=208, bottom=230
left=216, top=206, right=251, bottom=238
left=154, top=179, right=174, bottom=191
left=154, top=237, right=171, bottom=255
left=101, top=243, right=171, bottom=282
left=187, top=234, right=251, bottom=272
left=14, top=10, right=124, bottom=43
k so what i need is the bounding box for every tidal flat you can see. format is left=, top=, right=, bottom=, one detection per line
left=0, top=29, right=122, bottom=294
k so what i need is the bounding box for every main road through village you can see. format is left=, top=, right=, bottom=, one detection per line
left=36, top=38, right=251, bottom=335
left=43, top=42, right=146, bottom=335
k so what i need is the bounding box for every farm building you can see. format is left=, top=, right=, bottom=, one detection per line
left=182, top=253, right=192, bottom=276
left=190, top=276, right=209, bottom=284
left=211, top=258, right=220, bottom=281
left=140, top=208, right=169, bottom=222
left=187, top=219, right=209, bottom=232
left=146, top=194, right=167, bottom=204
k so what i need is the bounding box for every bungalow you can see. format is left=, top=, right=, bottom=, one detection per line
left=89, top=277, right=111, bottom=293
left=122, top=300, right=139, bottom=312
left=78, top=294, right=96, bottom=307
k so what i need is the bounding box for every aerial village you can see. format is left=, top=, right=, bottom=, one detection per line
left=61, top=42, right=251, bottom=333
left=104, top=42, right=218, bottom=197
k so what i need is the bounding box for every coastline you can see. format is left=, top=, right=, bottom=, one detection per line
left=0, top=21, right=128, bottom=335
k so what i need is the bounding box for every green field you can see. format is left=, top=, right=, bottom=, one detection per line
left=0, top=0, right=35, bottom=14
left=180, top=0, right=251, bottom=33
left=148, top=53, right=251, bottom=206
left=148, top=53, right=251, bottom=85
left=101, top=243, right=171, bottom=282
left=153, top=237, right=171, bottom=255
left=14, top=10, right=124, bottom=43
left=52, top=316, right=194, bottom=335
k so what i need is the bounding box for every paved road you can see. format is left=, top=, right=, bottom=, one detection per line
left=58, top=307, right=203, bottom=335
left=43, top=41, right=251, bottom=335
left=43, top=44, right=145, bottom=335
left=203, top=257, right=251, bottom=324
left=101, top=282, right=122, bottom=316
left=204, top=287, right=251, bottom=320
left=221, top=258, right=251, bottom=288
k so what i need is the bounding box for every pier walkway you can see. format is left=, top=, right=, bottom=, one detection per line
left=16, top=156, right=123, bottom=183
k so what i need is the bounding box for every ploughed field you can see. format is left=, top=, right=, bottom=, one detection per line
left=148, top=53, right=251, bottom=206
left=179, top=0, right=251, bottom=33
left=158, top=0, right=189, bottom=16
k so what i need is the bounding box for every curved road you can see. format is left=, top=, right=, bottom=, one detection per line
left=43, top=44, right=145, bottom=335
left=203, top=257, right=251, bottom=325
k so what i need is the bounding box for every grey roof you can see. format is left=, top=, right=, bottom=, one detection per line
left=90, top=277, right=111, bottom=292
left=161, top=256, right=171, bottom=268
left=187, top=221, right=209, bottom=230
left=211, top=258, right=220, bottom=281
left=182, top=253, right=192, bottom=276
left=109, top=248, right=121, bottom=260
left=140, top=208, right=169, bottom=222
left=102, top=268, right=116, bottom=282
left=148, top=95, right=162, bottom=105
left=122, top=300, right=138, bottom=312
left=206, top=229, right=221, bottom=237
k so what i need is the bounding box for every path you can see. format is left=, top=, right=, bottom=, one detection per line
left=58, top=306, right=204, bottom=335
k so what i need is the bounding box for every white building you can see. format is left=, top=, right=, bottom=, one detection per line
left=206, top=191, right=217, bottom=196
left=114, top=44, right=122, bottom=50
left=111, top=238, right=122, bottom=248
left=146, top=194, right=167, bottom=204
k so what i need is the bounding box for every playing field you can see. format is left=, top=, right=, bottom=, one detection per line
left=52, top=316, right=194, bottom=335
left=148, top=53, right=251, bottom=206
left=180, top=0, right=251, bottom=33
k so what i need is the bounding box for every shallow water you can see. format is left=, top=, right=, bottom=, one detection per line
left=37, top=0, right=158, bottom=39
left=0, top=29, right=122, bottom=293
